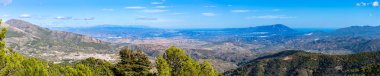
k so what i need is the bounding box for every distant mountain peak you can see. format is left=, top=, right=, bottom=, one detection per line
left=6, top=19, right=27, bottom=22
left=252, top=24, right=295, bottom=33
left=256, top=24, right=291, bottom=29
left=5, top=19, right=52, bottom=37
left=271, top=24, right=288, bottom=27
left=5, top=19, right=45, bottom=30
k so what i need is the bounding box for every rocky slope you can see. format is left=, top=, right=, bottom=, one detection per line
left=2, top=19, right=118, bottom=62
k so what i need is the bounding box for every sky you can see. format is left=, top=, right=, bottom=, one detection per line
left=1, top=0, right=380, bottom=28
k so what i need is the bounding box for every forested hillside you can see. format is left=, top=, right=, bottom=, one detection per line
left=224, top=50, right=380, bottom=76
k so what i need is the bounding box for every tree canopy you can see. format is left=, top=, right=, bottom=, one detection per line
left=115, top=48, right=152, bottom=76
left=156, top=46, right=220, bottom=76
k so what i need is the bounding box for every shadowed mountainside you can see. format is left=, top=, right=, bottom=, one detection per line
left=224, top=50, right=380, bottom=76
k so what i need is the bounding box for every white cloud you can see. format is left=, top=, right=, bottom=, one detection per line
left=141, top=9, right=168, bottom=13
left=247, top=15, right=295, bottom=19
left=0, top=0, right=12, bottom=6
left=201, top=13, right=216, bottom=16
left=373, top=1, right=379, bottom=7
left=356, top=2, right=368, bottom=6
left=155, top=6, right=168, bottom=8
left=19, top=14, right=32, bottom=18
left=101, top=8, right=115, bottom=11
left=125, top=6, right=146, bottom=9
left=356, top=2, right=369, bottom=6
left=356, top=1, right=379, bottom=7
left=74, top=17, right=95, bottom=20
left=151, top=2, right=163, bottom=5
left=204, top=6, right=216, bottom=8
left=54, top=16, right=72, bottom=20
left=231, top=10, right=251, bottom=13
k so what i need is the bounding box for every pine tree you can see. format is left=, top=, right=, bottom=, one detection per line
left=161, top=46, right=220, bottom=76
left=0, top=19, right=5, bottom=69
left=163, top=46, right=202, bottom=76
left=200, top=60, right=219, bottom=76
left=0, top=19, right=6, bottom=49
left=156, top=56, right=170, bottom=76
left=115, top=48, right=152, bottom=76
left=178, top=58, right=198, bottom=76
left=163, top=46, right=192, bottom=75
left=192, top=60, right=201, bottom=75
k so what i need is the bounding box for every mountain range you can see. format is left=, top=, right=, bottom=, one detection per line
left=49, top=22, right=380, bottom=73
left=4, top=19, right=380, bottom=73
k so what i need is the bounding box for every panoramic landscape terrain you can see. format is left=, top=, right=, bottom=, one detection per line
left=1, top=0, right=380, bottom=76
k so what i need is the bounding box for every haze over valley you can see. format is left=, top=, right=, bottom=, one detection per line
left=2, top=0, right=380, bottom=76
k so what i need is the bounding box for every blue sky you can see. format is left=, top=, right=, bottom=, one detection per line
left=1, top=0, right=380, bottom=28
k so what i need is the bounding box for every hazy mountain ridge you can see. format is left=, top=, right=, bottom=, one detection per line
left=329, top=25, right=380, bottom=38
left=222, top=24, right=296, bottom=34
